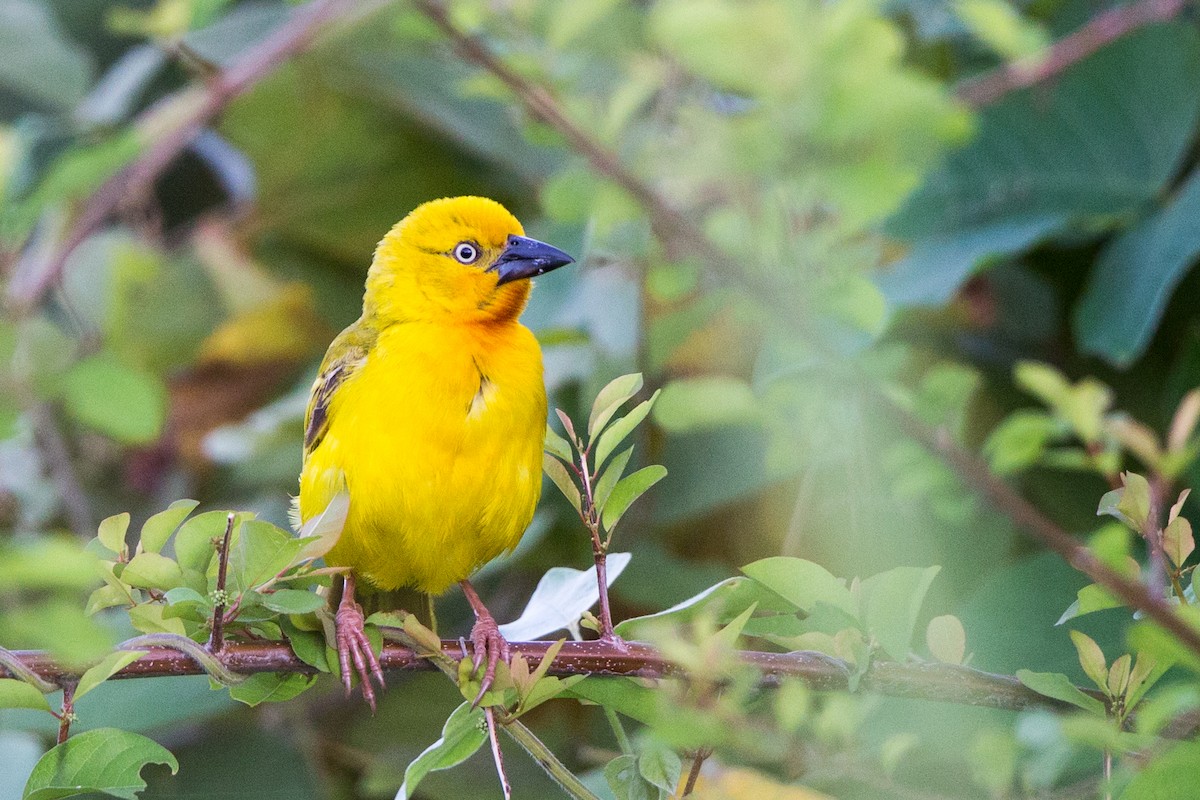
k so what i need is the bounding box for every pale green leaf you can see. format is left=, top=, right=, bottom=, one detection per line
left=75, top=650, right=147, bottom=701
left=139, top=499, right=199, bottom=554
left=542, top=453, right=582, bottom=513
left=589, top=373, right=643, bottom=439
left=594, top=390, right=659, bottom=469
left=593, top=446, right=634, bottom=513
left=96, top=513, right=130, bottom=559
left=545, top=424, right=574, bottom=462
left=398, top=702, right=487, bottom=800
left=601, top=465, right=667, bottom=532
left=926, top=615, right=966, bottom=665
left=1069, top=630, right=1108, bottom=693
left=121, top=552, right=183, bottom=591
left=1016, top=670, right=1107, bottom=716
left=0, top=679, right=52, bottom=713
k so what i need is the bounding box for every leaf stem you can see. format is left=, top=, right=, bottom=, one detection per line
left=604, top=706, right=633, bottom=755
left=503, top=718, right=603, bottom=800
left=57, top=680, right=76, bottom=745
left=485, top=707, right=512, bottom=800
left=680, top=747, right=712, bottom=797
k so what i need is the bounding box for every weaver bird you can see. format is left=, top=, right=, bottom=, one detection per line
left=296, top=196, right=573, bottom=708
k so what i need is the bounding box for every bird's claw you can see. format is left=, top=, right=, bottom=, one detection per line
left=336, top=599, right=385, bottom=712
left=469, top=613, right=510, bottom=709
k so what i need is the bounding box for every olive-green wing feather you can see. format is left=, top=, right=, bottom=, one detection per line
left=303, top=322, right=374, bottom=460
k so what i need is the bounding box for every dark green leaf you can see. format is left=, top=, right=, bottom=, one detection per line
left=605, top=754, right=657, bottom=800
left=228, top=673, right=315, bottom=707
left=23, top=728, right=178, bottom=800
left=398, top=702, right=487, bottom=800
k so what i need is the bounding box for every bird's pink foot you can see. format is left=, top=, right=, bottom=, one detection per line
left=336, top=576, right=385, bottom=711
left=468, top=611, right=510, bottom=708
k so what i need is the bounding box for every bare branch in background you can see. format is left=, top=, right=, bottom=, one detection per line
left=956, top=0, right=1187, bottom=107
left=4, top=0, right=371, bottom=313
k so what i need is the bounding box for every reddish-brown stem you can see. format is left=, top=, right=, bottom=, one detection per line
left=57, top=680, right=76, bottom=745
left=681, top=747, right=712, bottom=797
left=5, top=0, right=365, bottom=312
left=955, top=0, right=1187, bottom=107
left=207, top=512, right=235, bottom=653
left=485, top=706, right=512, bottom=800
left=577, top=446, right=617, bottom=640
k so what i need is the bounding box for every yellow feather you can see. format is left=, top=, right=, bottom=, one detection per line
left=296, top=197, right=553, bottom=594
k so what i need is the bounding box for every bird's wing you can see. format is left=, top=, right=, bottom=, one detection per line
left=303, top=322, right=374, bottom=460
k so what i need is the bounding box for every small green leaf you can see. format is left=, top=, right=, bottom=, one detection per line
left=0, top=679, right=52, bottom=713
left=74, top=650, right=147, bottom=701
left=1057, top=583, right=1124, bottom=624
left=605, top=753, right=657, bottom=800
left=23, top=728, right=178, bottom=800
left=228, top=672, right=314, bottom=706
left=1069, top=630, right=1108, bottom=692
left=1117, top=472, right=1152, bottom=531
left=174, top=510, right=243, bottom=574
left=1165, top=516, right=1195, bottom=569
left=858, top=565, right=941, bottom=661
left=601, top=465, right=667, bottom=532
left=983, top=410, right=1058, bottom=474
left=593, top=446, right=634, bottom=513
left=128, top=603, right=186, bottom=636
left=589, top=373, right=643, bottom=439
left=97, top=513, right=130, bottom=559
left=231, top=520, right=302, bottom=592
left=926, top=614, right=966, bottom=665
left=85, top=584, right=130, bottom=615
left=138, top=499, right=199, bottom=554
left=121, top=552, right=183, bottom=591
left=1107, top=653, right=1132, bottom=698
left=260, top=589, right=325, bottom=614
left=543, top=453, right=582, bottom=513
left=594, top=390, right=660, bottom=469
left=1016, top=670, right=1107, bottom=715
left=398, top=702, right=487, bottom=800
left=545, top=424, right=574, bottom=462
left=637, top=740, right=682, bottom=794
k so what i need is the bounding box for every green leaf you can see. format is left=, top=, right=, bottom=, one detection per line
left=601, top=465, right=667, bottom=532
left=174, top=511, right=242, bottom=574
left=1122, top=740, right=1200, bottom=800
left=883, top=24, right=1200, bottom=307
left=741, top=557, right=857, bottom=617
left=589, top=373, right=643, bottom=439
left=128, top=603, right=186, bottom=636
left=615, top=575, right=795, bottom=638
left=1076, top=168, right=1200, bottom=366
left=121, top=552, right=183, bottom=591
left=858, top=565, right=941, bottom=661
left=228, top=672, right=314, bottom=707
left=1015, top=670, right=1107, bottom=716
left=23, top=728, right=178, bottom=800
left=260, top=589, right=325, bottom=615
left=1057, top=583, right=1123, bottom=625
left=231, top=520, right=302, bottom=592
left=497, top=553, right=631, bottom=640
left=983, top=410, right=1058, bottom=474
left=544, top=423, right=575, bottom=462
left=1164, top=516, right=1195, bottom=569
left=926, top=615, right=966, bottom=665
left=96, top=513, right=130, bottom=559
left=1117, top=472, right=1152, bottom=532
left=59, top=353, right=166, bottom=445
left=398, top=702, right=487, bottom=800
left=75, top=650, right=147, bottom=701
left=653, top=377, right=759, bottom=432
left=1068, top=631, right=1108, bottom=693
left=139, top=500, right=199, bottom=554
left=542, top=453, right=582, bottom=513
left=605, top=754, right=657, bottom=800
left=0, top=0, right=92, bottom=111
left=594, top=390, right=660, bottom=469
left=594, top=446, right=634, bottom=513
left=0, top=679, right=52, bottom=713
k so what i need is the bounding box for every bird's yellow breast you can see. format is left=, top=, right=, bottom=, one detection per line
left=298, top=319, right=546, bottom=594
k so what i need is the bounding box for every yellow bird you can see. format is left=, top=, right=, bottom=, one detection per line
left=296, top=196, right=573, bottom=707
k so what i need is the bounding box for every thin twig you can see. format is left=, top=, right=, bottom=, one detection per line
left=409, top=0, right=719, bottom=268
left=207, top=512, right=236, bottom=653
left=4, top=0, right=364, bottom=312
left=681, top=747, right=712, bottom=797
left=955, top=0, right=1187, bottom=107
left=485, top=707, right=513, bottom=800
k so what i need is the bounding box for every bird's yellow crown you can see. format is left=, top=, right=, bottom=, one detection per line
left=365, top=196, right=530, bottom=324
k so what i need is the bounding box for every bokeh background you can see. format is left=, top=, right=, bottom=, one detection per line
left=4, top=0, right=1200, bottom=797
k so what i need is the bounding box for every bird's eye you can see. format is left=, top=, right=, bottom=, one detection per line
left=453, top=242, right=480, bottom=264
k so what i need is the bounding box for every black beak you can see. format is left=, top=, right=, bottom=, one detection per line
left=489, top=235, right=574, bottom=285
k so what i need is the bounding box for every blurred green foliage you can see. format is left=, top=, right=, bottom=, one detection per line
left=6, top=0, right=1200, bottom=797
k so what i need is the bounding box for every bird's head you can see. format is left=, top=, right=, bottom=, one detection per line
left=364, top=196, right=574, bottom=323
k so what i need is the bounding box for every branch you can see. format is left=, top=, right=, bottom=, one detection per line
left=955, top=0, right=1187, bottom=107
left=410, top=0, right=721, bottom=268
left=885, top=403, right=1200, bottom=660
left=4, top=0, right=367, bottom=313
left=5, top=639, right=1102, bottom=715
